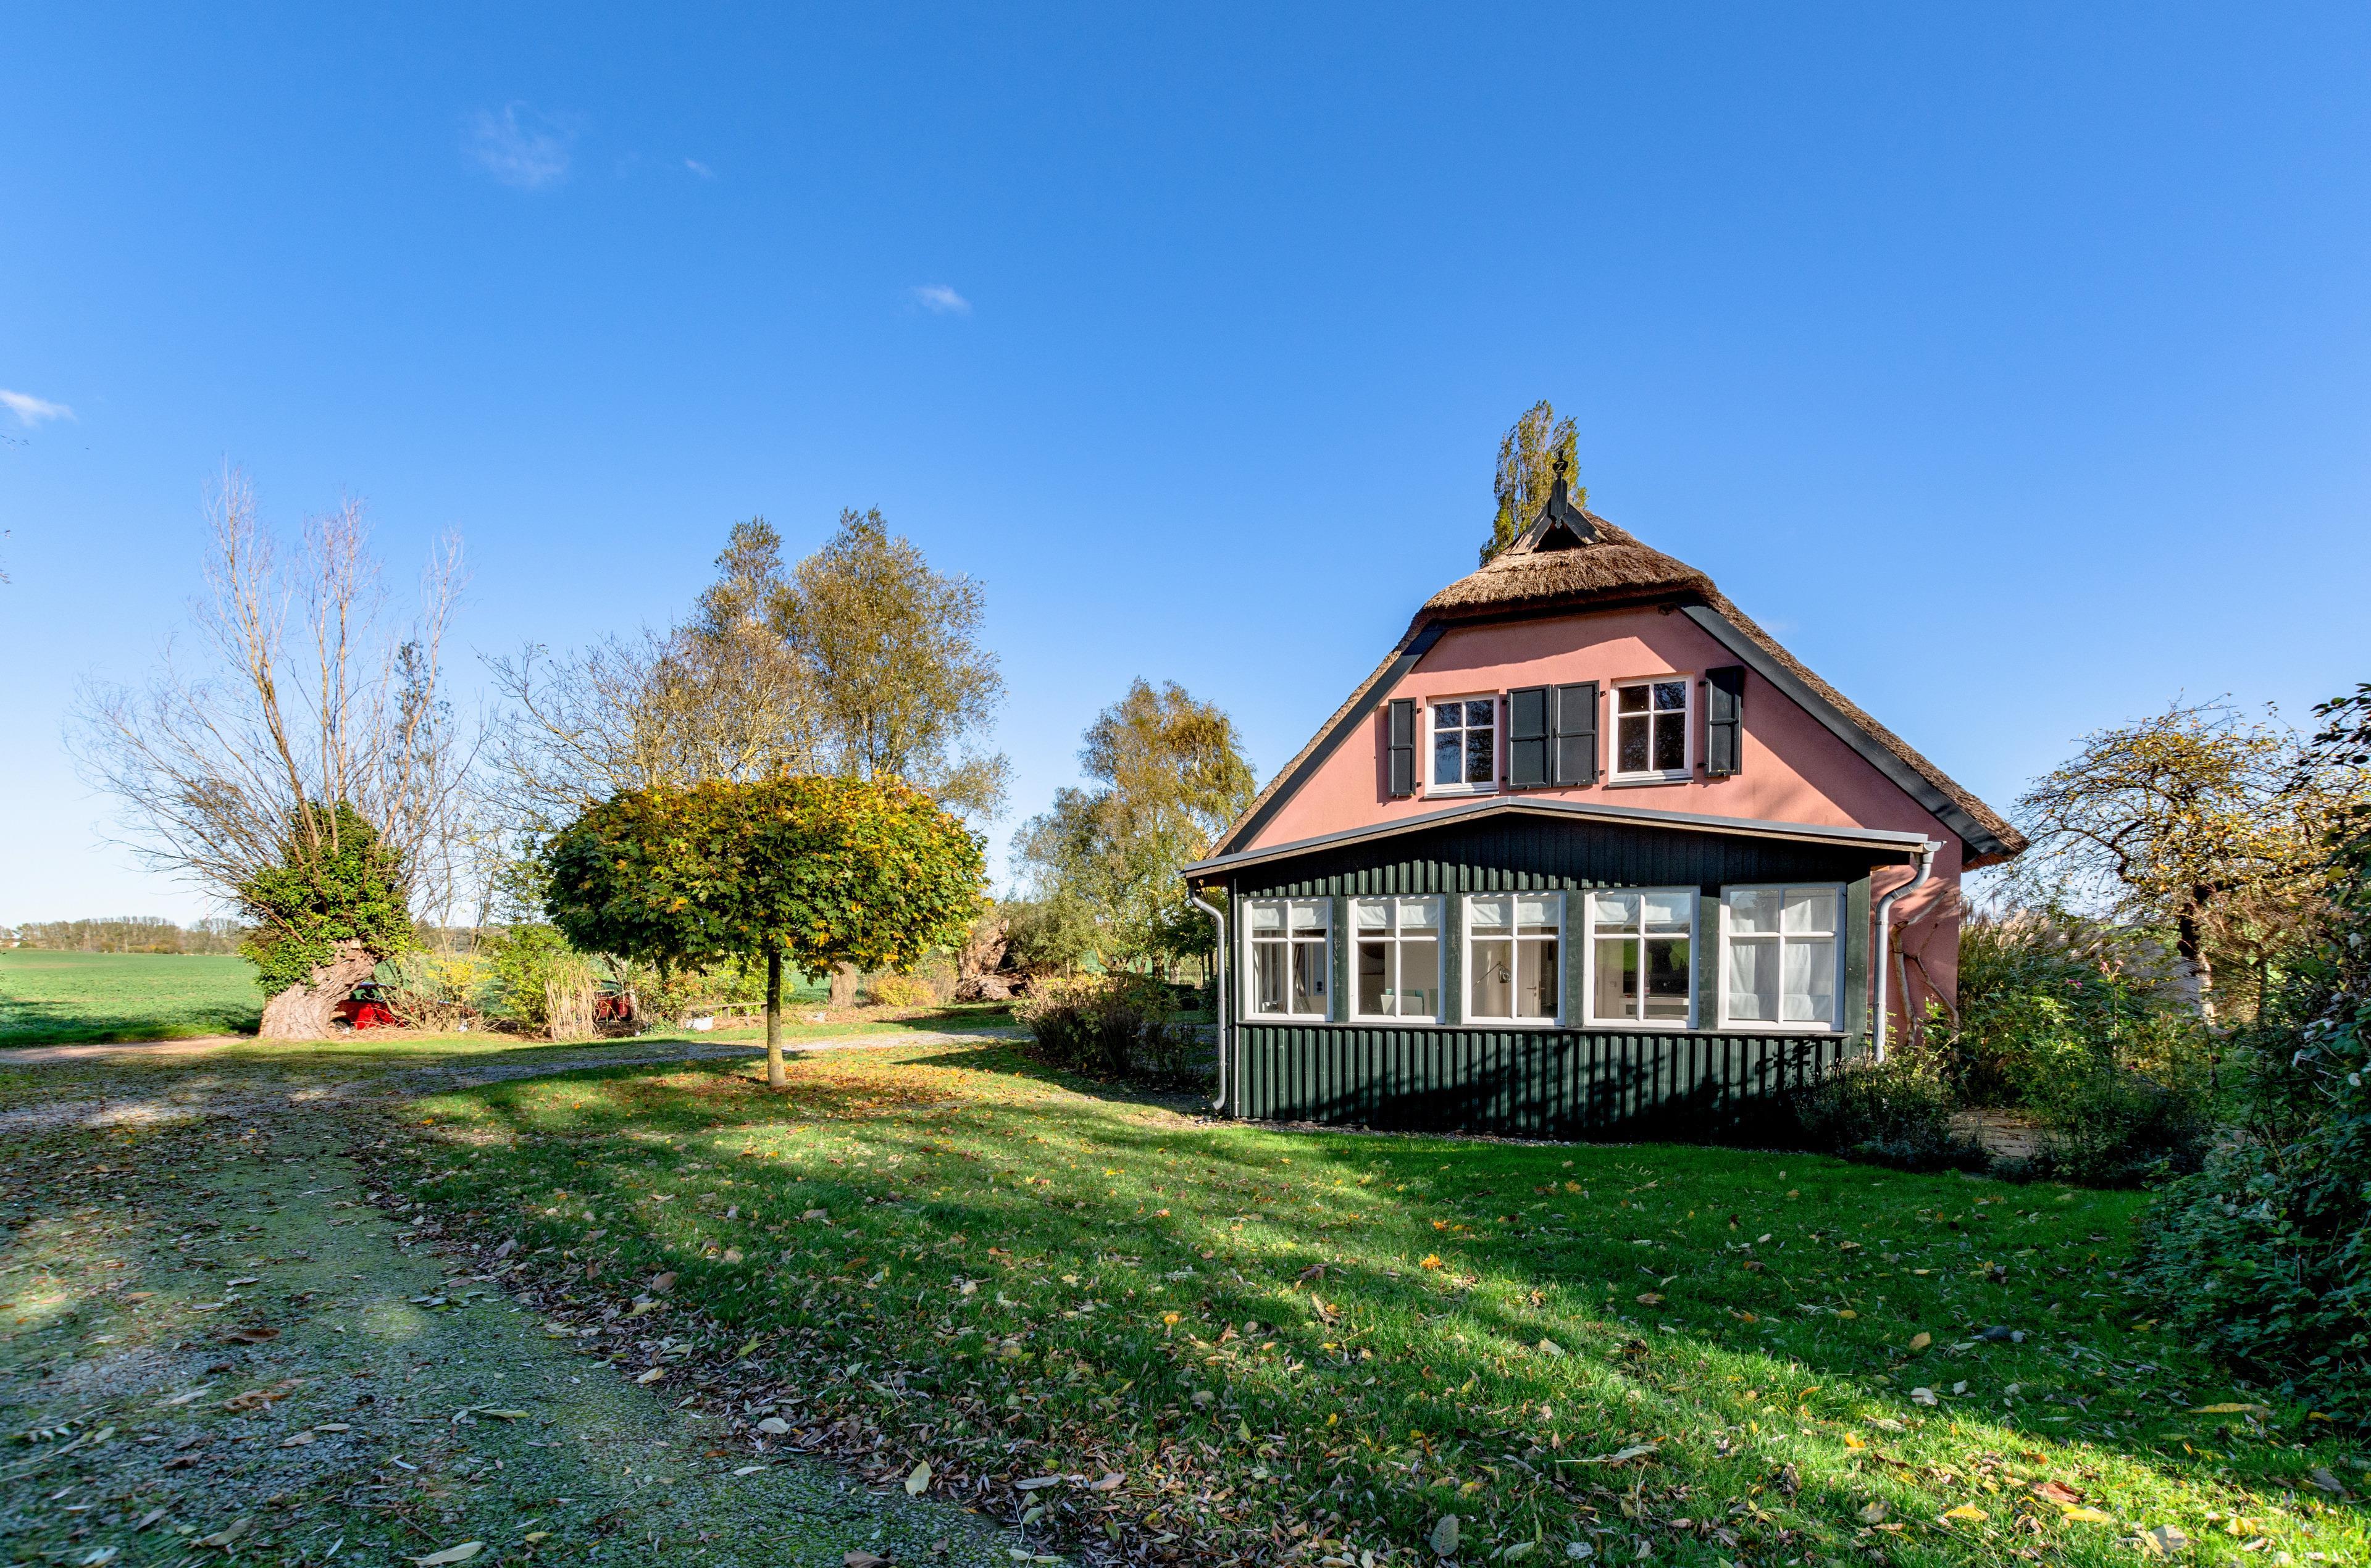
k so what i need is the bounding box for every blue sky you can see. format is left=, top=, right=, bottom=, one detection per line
left=4, top=5, right=2368, bottom=924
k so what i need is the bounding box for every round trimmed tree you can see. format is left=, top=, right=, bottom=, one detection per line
left=543, top=775, right=984, bottom=1086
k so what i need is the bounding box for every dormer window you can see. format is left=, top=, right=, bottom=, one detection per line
left=1429, top=697, right=1497, bottom=793
left=1613, top=678, right=1690, bottom=782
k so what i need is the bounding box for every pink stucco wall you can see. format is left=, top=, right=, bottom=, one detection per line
left=1247, top=607, right=1968, bottom=1024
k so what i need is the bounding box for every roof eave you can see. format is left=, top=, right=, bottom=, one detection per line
left=1186, top=795, right=1936, bottom=883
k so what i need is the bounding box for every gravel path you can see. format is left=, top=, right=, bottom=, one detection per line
left=0, top=1040, right=1031, bottom=1567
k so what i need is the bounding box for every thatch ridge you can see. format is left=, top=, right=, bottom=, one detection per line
left=1215, top=504, right=2025, bottom=864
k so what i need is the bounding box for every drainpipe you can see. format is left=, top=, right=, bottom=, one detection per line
left=1190, top=891, right=1229, bottom=1114
left=1871, top=843, right=1936, bottom=1064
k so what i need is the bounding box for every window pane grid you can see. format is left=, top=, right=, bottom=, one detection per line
left=1586, top=885, right=1694, bottom=1025
left=1722, top=885, right=1842, bottom=1030
left=1613, top=679, right=1689, bottom=778
left=1245, top=898, right=1330, bottom=1020
left=1352, top=896, right=1442, bottom=1020
left=1466, top=893, right=1560, bottom=1022
left=1431, top=697, right=1496, bottom=789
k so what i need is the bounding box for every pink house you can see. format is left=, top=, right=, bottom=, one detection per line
left=1183, top=471, right=2023, bottom=1137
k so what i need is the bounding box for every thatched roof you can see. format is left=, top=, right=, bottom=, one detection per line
left=1214, top=480, right=2026, bottom=866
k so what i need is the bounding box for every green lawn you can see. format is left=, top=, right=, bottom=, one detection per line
left=393, top=1039, right=2368, bottom=1567
left=0, top=949, right=261, bottom=1045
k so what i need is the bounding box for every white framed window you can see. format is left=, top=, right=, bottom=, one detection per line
left=1245, top=898, right=1331, bottom=1020
left=1351, top=896, right=1443, bottom=1021
left=1465, top=891, right=1562, bottom=1024
left=1720, top=885, right=1844, bottom=1032
left=1584, top=888, right=1697, bottom=1027
left=1429, top=696, right=1498, bottom=794
left=1613, top=678, right=1691, bottom=781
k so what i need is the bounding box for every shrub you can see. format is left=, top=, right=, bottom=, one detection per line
left=866, top=972, right=939, bottom=1010
left=1954, top=907, right=2204, bottom=1106
left=1014, top=974, right=1207, bottom=1088
left=543, top=951, right=600, bottom=1042
left=375, top=951, right=484, bottom=1032
left=2028, top=1059, right=2212, bottom=1186
left=477, top=924, right=577, bottom=1033
left=2133, top=684, right=2371, bottom=1422
left=1794, top=1053, right=1985, bottom=1172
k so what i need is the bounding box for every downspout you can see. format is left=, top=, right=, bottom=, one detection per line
left=1871, top=843, right=1936, bottom=1064
left=1190, top=891, right=1229, bottom=1114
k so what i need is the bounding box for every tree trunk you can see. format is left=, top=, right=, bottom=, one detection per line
left=764, top=949, right=787, bottom=1090
left=829, top=962, right=859, bottom=1009
left=2176, top=907, right=2215, bottom=1023
left=257, top=941, right=378, bottom=1040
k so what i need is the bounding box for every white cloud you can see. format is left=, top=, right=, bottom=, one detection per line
left=911, top=284, right=971, bottom=315
left=684, top=158, right=715, bottom=180
left=467, top=103, right=578, bottom=190
left=0, top=389, right=73, bottom=427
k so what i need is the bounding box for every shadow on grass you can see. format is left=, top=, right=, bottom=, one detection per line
left=385, top=1047, right=2369, bottom=1566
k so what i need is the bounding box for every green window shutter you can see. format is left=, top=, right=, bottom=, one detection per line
left=1507, top=686, right=1549, bottom=787
left=1553, top=682, right=1598, bottom=785
left=1386, top=698, right=1416, bottom=797
left=1706, top=666, right=1745, bottom=777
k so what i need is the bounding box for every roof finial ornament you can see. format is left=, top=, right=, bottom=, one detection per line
left=1517, top=448, right=1595, bottom=553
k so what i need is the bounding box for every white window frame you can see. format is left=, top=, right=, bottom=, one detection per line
left=1347, top=896, right=1445, bottom=1024
left=1461, top=891, right=1564, bottom=1027
left=1426, top=694, right=1500, bottom=797
left=1718, top=883, right=1848, bottom=1034
left=1610, top=675, right=1692, bottom=785
left=1579, top=886, right=1699, bottom=1030
left=1241, top=897, right=1332, bottom=1021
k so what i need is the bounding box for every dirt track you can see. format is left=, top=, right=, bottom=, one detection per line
left=0, top=1038, right=1029, bottom=1566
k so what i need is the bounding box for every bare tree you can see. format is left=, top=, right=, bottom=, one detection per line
left=483, top=519, right=818, bottom=844
left=72, top=470, right=475, bottom=1036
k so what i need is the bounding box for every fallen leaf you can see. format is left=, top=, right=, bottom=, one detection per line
left=412, top=1545, right=485, bottom=1566
left=2060, top=1507, right=2114, bottom=1525
left=280, top=1430, right=316, bottom=1448
left=224, top=1277, right=261, bottom=1288
left=906, top=1459, right=932, bottom=1495
left=1430, top=1514, right=1460, bottom=1554
left=195, top=1518, right=251, bottom=1548
left=1502, top=1545, right=1534, bottom=1562
left=523, top=1532, right=551, bottom=1543
left=649, top=1272, right=677, bottom=1294
left=222, top=1326, right=279, bottom=1344
left=2307, top=1467, right=2346, bottom=1495
left=845, top=1554, right=889, bottom=1568
left=1635, top=1293, right=1663, bottom=1306
left=734, top=1464, right=764, bottom=1475
left=1859, top=1503, right=1888, bottom=1524
left=1536, top=1338, right=1565, bottom=1356
left=1909, top=1387, right=1938, bottom=1406
left=756, top=1417, right=791, bottom=1435
left=2190, top=1402, right=2270, bottom=1417
left=1088, top=1472, right=1124, bottom=1491
left=1842, top=1433, right=1866, bottom=1449
left=1942, top=1505, right=1988, bottom=1522
left=1907, top=1332, right=1931, bottom=1351
left=2031, top=1480, right=2083, bottom=1506
left=2136, top=1524, right=2189, bottom=1557
left=1014, top=1474, right=1063, bottom=1490
left=476, top=1409, right=530, bottom=1422
left=635, top=1368, right=666, bottom=1385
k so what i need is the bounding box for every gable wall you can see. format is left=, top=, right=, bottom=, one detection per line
left=1243, top=606, right=1970, bottom=1018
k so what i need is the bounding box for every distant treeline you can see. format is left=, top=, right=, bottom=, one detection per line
left=6, top=917, right=249, bottom=954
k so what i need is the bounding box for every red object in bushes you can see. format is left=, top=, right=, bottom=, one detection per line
left=337, top=983, right=398, bottom=1030
left=593, top=983, right=634, bottom=1022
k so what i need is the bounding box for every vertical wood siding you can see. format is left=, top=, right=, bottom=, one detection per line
left=1231, top=1024, right=1859, bottom=1139
left=1224, top=812, right=1895, bottom=1139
